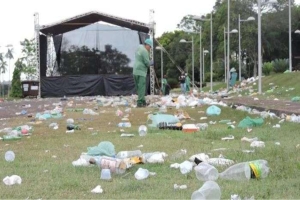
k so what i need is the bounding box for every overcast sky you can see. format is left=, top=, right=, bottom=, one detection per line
left=0, top=0, right=299, bottom=81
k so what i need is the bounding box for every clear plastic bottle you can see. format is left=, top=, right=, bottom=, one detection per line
left=116, top=150, right=142, bottom=159
left=2, top=135, right=22, bottom=141
left=118, top=122, right=131, bottom=128
left=219, top=159, right=269, bottom=181
left=180, top=161, right=193, bottom=174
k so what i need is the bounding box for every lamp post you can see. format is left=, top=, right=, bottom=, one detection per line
left=224, top=28, right=238, bottom=84
left=203, top=49, right=209, bottom=83
left=156, top=46, right=163, bottom=92
left=180, top=37, right=194, bottom=91
left=238, top=15, right=255, bottom=81
left=258, top=0, right=277, bottom=94
left=192, top=13, right=213, bottom=92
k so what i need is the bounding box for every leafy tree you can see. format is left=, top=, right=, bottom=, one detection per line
left=10, top=59, right=23, bottom=98
left=0, top=53, right=7, bottom=97
left=262, top=62, right=273, bottom=75
left=20, top=38, right=38, bottom=80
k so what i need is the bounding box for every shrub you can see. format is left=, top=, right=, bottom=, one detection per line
left=167, top=78, right=178, bottom=89
left=262, top=62, right=273, bottom=76
left=10, top=60, right=23, bottom=98
left=272, top=59, right=288, bottom=73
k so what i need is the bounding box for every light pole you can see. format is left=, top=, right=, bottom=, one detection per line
left=258, top=0, right=277, bottom=94
left=238, top=15, right=255, bottom=81
left=192, top=13, right=213, bottom=92
left=156, top=46, right=163, bottom=92
left=227, top=0, right=230, bottom=91
left=224, top=28, right=238, bottom=84
left=180, top=37, right=194, bottom=91
left=199, top=26, right=202, bottom=92
left=203, top=49, right=209, bottom=83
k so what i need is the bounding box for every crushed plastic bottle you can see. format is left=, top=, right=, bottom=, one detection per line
left=116, top=150, right=142, bottom=159
left=191, top=181, right=221, bottom=200
left=219, top=159, right=269, bottom=181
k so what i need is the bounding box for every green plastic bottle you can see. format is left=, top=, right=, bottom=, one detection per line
left=2, top=135, right=22, bottom=141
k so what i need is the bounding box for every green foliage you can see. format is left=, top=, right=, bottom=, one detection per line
left=166, top=78, right=178, bottom=89
left=263, top=62, right=274, bottom=76
left=273, top=59, right=289, bottom=73
left=20, top=38, right=38, bottom=80
left=10, top=60, right=23, bottom=98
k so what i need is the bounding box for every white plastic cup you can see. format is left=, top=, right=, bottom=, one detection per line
left=138, top=125, right=147, bottom=136
left=100, top=169, right=112, bottom=180
left=5, top=151, right=15, bottom=162
left=134, top=168, right=149, bottom=180
left=66, top=118, right=74, bottom=124
left=194, top=162, right=219, bottom=181
left=191, top=181, right=221, bottom=200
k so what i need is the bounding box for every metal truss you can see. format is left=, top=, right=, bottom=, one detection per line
left=34, top=12, right=41, bottom=97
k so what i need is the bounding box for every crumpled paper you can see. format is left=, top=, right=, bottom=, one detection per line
left=3, top=175, right=22, bottom=186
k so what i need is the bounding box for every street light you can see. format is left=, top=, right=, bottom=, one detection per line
left=180, top=37, right=195, bottom=91
left=192, top=13, right=213, bottom=93
left=224, top=28, right=238, bottom=84
left=289, top=0, right=292, bottom=72
left=155, top=46, right=163, bottom=93
left=258, top=0, right=277, bottom=94
left=203, top=49, right=209, bottom=83
left=238, top=15, right=255, bottom=81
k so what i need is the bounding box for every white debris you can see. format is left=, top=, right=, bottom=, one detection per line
left=3, top=175, right=22, bottom=186
left=91, top=185, right=103, bottom=194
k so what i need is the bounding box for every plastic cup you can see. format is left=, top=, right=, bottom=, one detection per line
left=134, top=168, right=149, bottom=180
left=194, top=162, right=219, bottom=181
left=5, top=151, right=15, bottom=162
left=191, top=181, right=221, bottom=200
left=138, top=125, right=147, bottom=136
left=100, top=169, right=112, bottom=180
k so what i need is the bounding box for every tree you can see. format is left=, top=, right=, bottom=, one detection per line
left=0, top=53, right=7, bottom=97
left=20, top=38, right=38, bottom=80
left=10, top=59, right=23, bottom=98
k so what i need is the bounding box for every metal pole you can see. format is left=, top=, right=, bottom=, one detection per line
left=210, top=12, right=213, bottom=93
left=289, top=0, right=292, bottom=72
left=203, top=48, right=205, bottom=82
left=161, top=49, right=163, bottom=92
left=238, top=14, right=242, bottom=81
left=224, top=27, right=227, bottom=83
left=227, top=0, right=230, bottom=90
left=200, top=27, right=202, bottom=91
left=192, top=36, right=195, bottom=91
left=258, top=0, right=262, bottom=94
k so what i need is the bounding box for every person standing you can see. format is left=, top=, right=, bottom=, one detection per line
left=178, top=72, right=186, bottom=94
left=185, top=73, right=191, bottom=94
left=162, top=75, right=169, bottom=95
left=133, top=38, right=153, bottom=107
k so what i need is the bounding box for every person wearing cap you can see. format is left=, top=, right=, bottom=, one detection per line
left=229, top=67, right=237, bottom=88
left=133, top=38, right=153, bottom=107
left=185, top=73, right=191, bottom=94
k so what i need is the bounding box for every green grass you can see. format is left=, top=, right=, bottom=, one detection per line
left=1, top=104, right=300, bottom=199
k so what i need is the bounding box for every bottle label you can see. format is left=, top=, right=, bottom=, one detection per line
left=249, top=161, right=261, bottom=179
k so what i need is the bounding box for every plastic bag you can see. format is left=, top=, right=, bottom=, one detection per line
left=147, top=113, right=179, bottom=128
left=206, top=105, right=221, bottom=116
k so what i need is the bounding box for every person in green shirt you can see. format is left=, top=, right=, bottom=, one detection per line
left=133, top=38, right=153, bottom=107
left=185, top=73, right=191, bottom=94
left=162, top=75, right=168, bottom=95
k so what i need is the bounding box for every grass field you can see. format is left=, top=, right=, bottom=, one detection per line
left=1, top=100, right=300, bottom=199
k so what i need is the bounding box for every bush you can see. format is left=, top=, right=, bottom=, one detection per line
left=272, top=59, right=288, bottom=73
left=262, top=62, right=273, bottom=76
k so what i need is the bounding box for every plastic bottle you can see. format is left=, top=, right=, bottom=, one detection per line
left=116, top=150, right=142, bottom=159
left=191, top=181, right=221, bottom=200
left=1, top=135, right=22, bottom=141
left=219, top=159, right=269, bottom=181
left=67, top=124, right=81, bottom=130
left=180, top=161, right=193, bottom=174
left=141, top=152, right=163, bottom=163
left=138, top=125, right=147, bottom=136
left=118, top=122, right=131, bottom=128
left=195, top=162, right=219, bottom=181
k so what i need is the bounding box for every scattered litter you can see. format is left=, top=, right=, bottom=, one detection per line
left=120, top=133, right=135, bottom=137
left=273, top=124, right=280, bottom=128
left=275, top=142, right=281, bottom=146
left=206, top=105, right=221, bottom=116
left=200, top=117, right=207, bottom=120
left=242, top=150, right=255, bottom=153
left=137, top=145, right=143, bottom=148
left=134, top=168, right=150, bottom=180
left=3, top=175, right=22, bottom=186
left=250, top=141, right=265, bottom=148
left=179, top=161, right=193, bottom=174
left=5, top=151, right=15, bottom=162
left=170, top=163, right=180, bottom=169
left=91, top=185, right=103, bottom=194
left=174, top=184, right=187, bottom=190
left=221, top=135, right=234, bottom=141
left=208, top=158, right=234, bottom=167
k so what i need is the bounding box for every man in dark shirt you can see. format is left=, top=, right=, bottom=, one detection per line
left=178, top=72, right=186, bottom=94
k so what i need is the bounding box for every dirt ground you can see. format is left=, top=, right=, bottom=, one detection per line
left=1, top=95, right=300, bottom=121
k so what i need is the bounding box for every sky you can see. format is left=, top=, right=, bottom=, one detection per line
left=0, top=0, right=300, bottom=81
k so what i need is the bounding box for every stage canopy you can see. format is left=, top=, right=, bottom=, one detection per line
left=38, top=11, right=152, bottom=97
